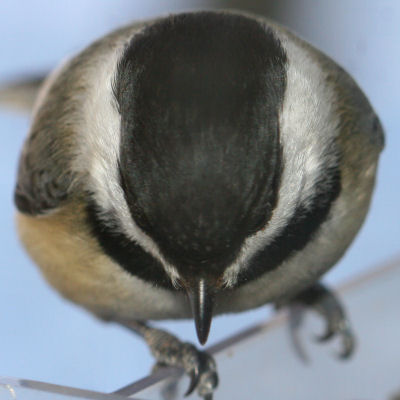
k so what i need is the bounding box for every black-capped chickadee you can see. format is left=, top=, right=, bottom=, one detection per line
left=14, top=10, right=384, bottom=399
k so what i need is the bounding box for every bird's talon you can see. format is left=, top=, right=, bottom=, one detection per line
left=285, top=283, right=356, bottom=361
left=316, top=320, right=355, bottom=358
left=185, top=370, right=200, bottom=397
left=314, top=329, right=334, bottom=343
left=338, top=330, right=356, bottom=359
left=179, top=343, right=217, bottom=398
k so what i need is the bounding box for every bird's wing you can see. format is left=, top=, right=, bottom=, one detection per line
left=13, top=68, right=78, bottom=216
left=14, top=126, right=75, bottom=216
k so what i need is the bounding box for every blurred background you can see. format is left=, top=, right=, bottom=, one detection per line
left=0, top=0, right=399, bottom=396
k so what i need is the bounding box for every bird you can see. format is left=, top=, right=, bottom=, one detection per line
left=13, top=10, right=384, bottom=399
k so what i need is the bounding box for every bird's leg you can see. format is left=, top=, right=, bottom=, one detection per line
left=120, top=320, right=218, bottom=399
left=277, top=282, right=356, bottom=359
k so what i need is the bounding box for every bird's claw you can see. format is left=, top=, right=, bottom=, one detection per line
left=185, top=369, right=199, bottom=396
left=123, top=321, right=218, bottom=399
left=284, top=282, right=356, bottom=360
left=182, top=343, right=218, bottom=398
left=313, top=315, right=355, bottom=359
left=315, top=304, right=356, bottom=359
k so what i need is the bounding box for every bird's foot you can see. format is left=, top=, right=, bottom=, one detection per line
left=122, top=321, right=218, bottom=399
left=279, top=282, right=356, bottom=360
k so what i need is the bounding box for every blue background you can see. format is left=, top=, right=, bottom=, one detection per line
left=0, top=0, right=398, bottom=394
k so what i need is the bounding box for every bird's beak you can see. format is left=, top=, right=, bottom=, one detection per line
left=186, top=277, right=216, bottom=345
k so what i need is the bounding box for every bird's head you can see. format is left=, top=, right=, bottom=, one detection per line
left=110, top=12, right=286, bottom=343
left=84, top=11, right=339, bottom=345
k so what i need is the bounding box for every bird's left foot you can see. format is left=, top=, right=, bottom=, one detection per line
left=120, top=320, right=218, bottom=399
left=278, top=282, right=356, bottom=359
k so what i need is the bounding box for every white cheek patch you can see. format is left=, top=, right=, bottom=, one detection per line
left=223, top=29, right=340, bottom=287
left=71, top=32, right=181, bottom=287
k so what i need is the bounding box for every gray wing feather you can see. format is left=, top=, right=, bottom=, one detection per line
left=14, top=57, right=82, bottom=216
left=14, top=135, right=74, bottom=215
left=13, top=23, right=141, bottom=216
